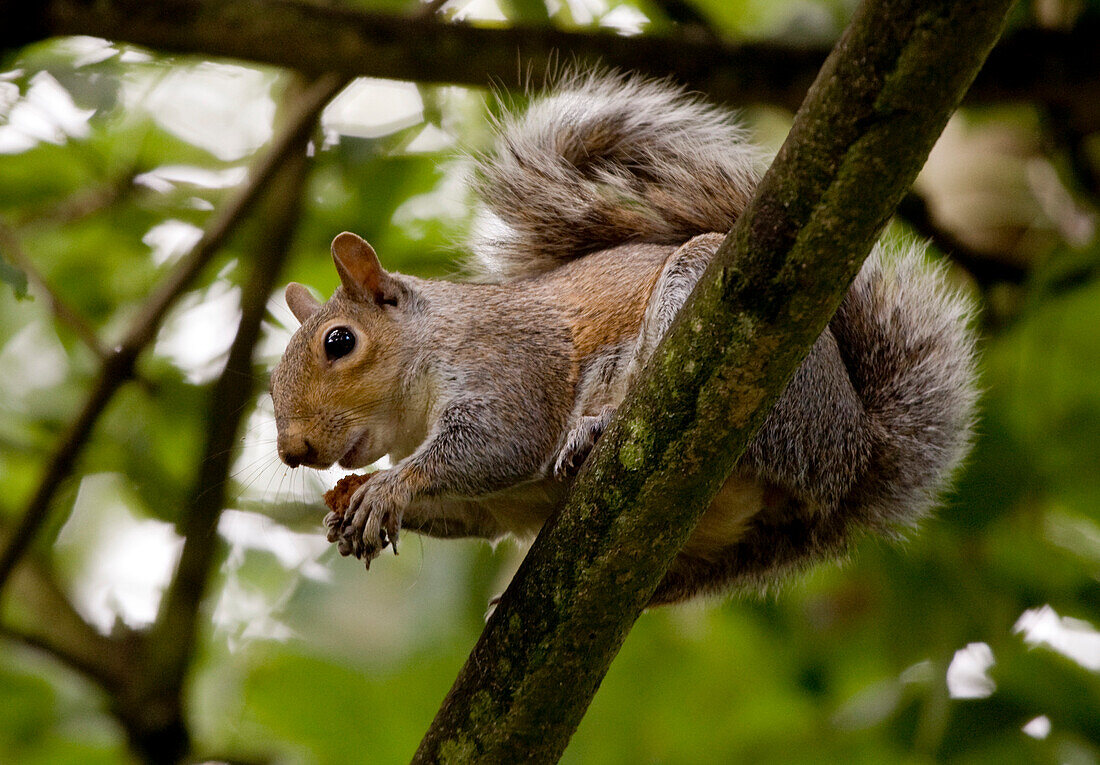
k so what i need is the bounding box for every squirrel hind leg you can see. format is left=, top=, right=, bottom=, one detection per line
left=650, top=487, right=840, bottom=605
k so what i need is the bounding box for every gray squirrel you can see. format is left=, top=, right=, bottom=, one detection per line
left=270, top=72, right=978, bottom=605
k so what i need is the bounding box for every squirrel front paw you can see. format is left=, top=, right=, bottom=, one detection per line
left=553, top=406, right=616, bottom=480
left=326, top=472, right=409, bottom=568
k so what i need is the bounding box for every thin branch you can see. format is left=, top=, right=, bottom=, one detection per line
left=5, top=0, right=1096, bottom=127
left=15, top=171, right=138, bottom=228
left=0, top=353, right=132, bottom=593
left=0, top=524, right=128, bottom=687
left=110, top=77, right=328, bottom=764
left=112, top=73, right=345, bottom=356
left=414, top=0, right=1013, bottom=760
left=0, top=222, right=111, bottom=360
left=0, top=73, right=346, bottom=594
left=0, top=625, right=116, bottom=683
left=417, top=0, right=451, bottom=19
left=151, top=96, right=315, bottom=683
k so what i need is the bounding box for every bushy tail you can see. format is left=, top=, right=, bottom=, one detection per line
left=834, top=242, right=979, bottom=533
left=469, top=71, right=762, bottom=281
left=701, top=243, right=979, bottom=596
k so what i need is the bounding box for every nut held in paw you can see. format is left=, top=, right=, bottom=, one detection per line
left=322, top=472, right=375, bottom=522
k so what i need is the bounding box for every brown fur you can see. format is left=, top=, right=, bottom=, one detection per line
left=532, top=243, right=665, bottom=361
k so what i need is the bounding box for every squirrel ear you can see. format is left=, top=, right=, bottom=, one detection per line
left=331, top=232, right=402, bottom=307
left=285, top=282, right=320, bottom=323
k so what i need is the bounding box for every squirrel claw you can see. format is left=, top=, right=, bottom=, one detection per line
left=324, top=511, right=343, bottom=544
left=553, top=407, right=615, bottom=480
left=336, top=536, right=354, bottom=557
left=385, top=519, right=400, bottom=555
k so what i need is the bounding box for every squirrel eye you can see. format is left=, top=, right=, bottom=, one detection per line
left=324, top=327, right=356, bottom=360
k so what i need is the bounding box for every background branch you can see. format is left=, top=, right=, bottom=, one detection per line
left=0, top=524, right=129, bottom=687
left=4, top=0, right=1095, bottom=128
left=14, top=171, right=139, bottom=228
left=0, top=73, right=345, bottom=595
left=114, top=76, right=326, bottom=764
left=414, top=0, right=1013, bottom=760
left=0, top=73, right=337, bottom=765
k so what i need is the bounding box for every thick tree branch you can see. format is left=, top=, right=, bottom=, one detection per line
left=414, top=0, right=1013, bottom=761
left=5, top=0, right=1097, bottom=127
left=0, top=73, right=345, bottom=596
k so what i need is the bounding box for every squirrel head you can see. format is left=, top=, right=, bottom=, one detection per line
left=271, top=232, right=417, bottom=470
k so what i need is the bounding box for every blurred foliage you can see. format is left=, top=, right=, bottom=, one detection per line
left=1, top=0, right=1098, bottom=763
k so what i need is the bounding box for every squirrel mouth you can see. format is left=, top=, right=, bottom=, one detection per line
left=338, top=430, right=373, bottom=469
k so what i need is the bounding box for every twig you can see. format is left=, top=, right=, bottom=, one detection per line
left=15, top=171, right=138, bottom=228
left=417, top=0, right=450, bottom=19
left=414, top=0, right=1013, bottom=760
left=0, top=73, right=346, bottom=594
left=0, top=223, right=111, bottom=360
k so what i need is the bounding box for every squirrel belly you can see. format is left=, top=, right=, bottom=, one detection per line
left=270, top=71, right=978, bottom=604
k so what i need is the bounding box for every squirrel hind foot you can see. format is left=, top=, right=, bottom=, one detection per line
left=553, top=406, right=616, bottom=480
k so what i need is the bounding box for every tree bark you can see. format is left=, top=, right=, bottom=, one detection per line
left=413, top=0, right=1013, bottom=762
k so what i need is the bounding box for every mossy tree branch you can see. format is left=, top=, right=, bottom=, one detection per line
left=414, top=0, right=1014, bottom=761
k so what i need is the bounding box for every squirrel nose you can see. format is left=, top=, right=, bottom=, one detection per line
left=280, top=435, right=319, bottom=468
